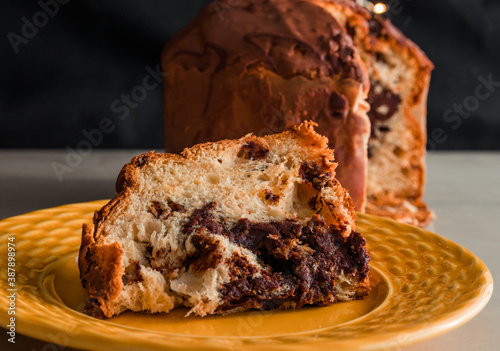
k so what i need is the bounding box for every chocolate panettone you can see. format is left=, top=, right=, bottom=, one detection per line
left=79, top=122, right=370, bottom=318
left=162, top=0, right=433, bottom=226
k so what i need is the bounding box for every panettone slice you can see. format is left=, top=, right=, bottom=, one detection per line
left=79, top=122, right=370, bottom=318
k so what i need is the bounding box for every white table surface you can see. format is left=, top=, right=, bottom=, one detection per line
left=0, top=150, right=498, bottom=351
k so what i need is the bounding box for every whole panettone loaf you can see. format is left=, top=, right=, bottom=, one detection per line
left=161, top=0, right=433, bottom=226
left=79, top=122, right=370, bottom=318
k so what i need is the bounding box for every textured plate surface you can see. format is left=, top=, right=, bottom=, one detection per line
left=0, top=201, right=493, bottom=351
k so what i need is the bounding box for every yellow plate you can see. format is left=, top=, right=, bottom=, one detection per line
left=0, top=201, right=493, bottom=350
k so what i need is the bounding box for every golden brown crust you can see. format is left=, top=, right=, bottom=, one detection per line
left=78, top=223, right=94, bottom=287
left=85, top=242, right=124, bottom=317
left=79, top=193, right=130, bottom=318
left=79, top=224, right=124, bottom=318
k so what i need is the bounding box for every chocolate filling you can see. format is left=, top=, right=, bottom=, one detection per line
left=220, top=253, right=289, bottom=311
left=182, top=203, right=370, bottom=312
left=149, top=200, right=184, bottom=219
left=183, top=202, right=222, bottom=234
left=187, top=232, right=223, bottom=273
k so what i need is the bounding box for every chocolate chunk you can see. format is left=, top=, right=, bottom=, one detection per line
left=346, top=231, right=370, bottom=281
left=346, top=23, right=356, bottom=38
left=378, top=125, right=390, bottom=133
left=149, top=200, right=183, bottom=219
left=299, top=162, right=332, bottom=190
left=339, top=46, right=354, bottom=58
left=329, top=91, right=349, bottom=120
left=308, top=194, right=320, bottom=211
left=227, top=219, right=280, bottom=253
left=368, top=19, right=382, bottom=36
left=168, top=201, right=184, bottom=212
left=264, top=190, right=280, bottom=203
left=150, top=200, right=167, bottom=219
left=367, top=81, right=401, bottom=139
left=83, top=298, right=105, bottom=319
left=374, top=51, right=387, bottom=63
left=243, top=3, right=256, bottom=13
left=367, top=82, right=401, bottom=122
left=367, top=144, right=374, bottom=159
left=153, top=248, right=165, bottom=259
left=134, top=155, right=148, bottom=167
left=150, top=247, right=176, bottom=278
left=237, top=141, right=269, bottom=160
left=219, top=254, right=282, bottom=309
left=122, top=261, right=142, bottom=285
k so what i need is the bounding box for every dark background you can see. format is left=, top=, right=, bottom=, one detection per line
left=1, top=0, right=499, bottom=150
